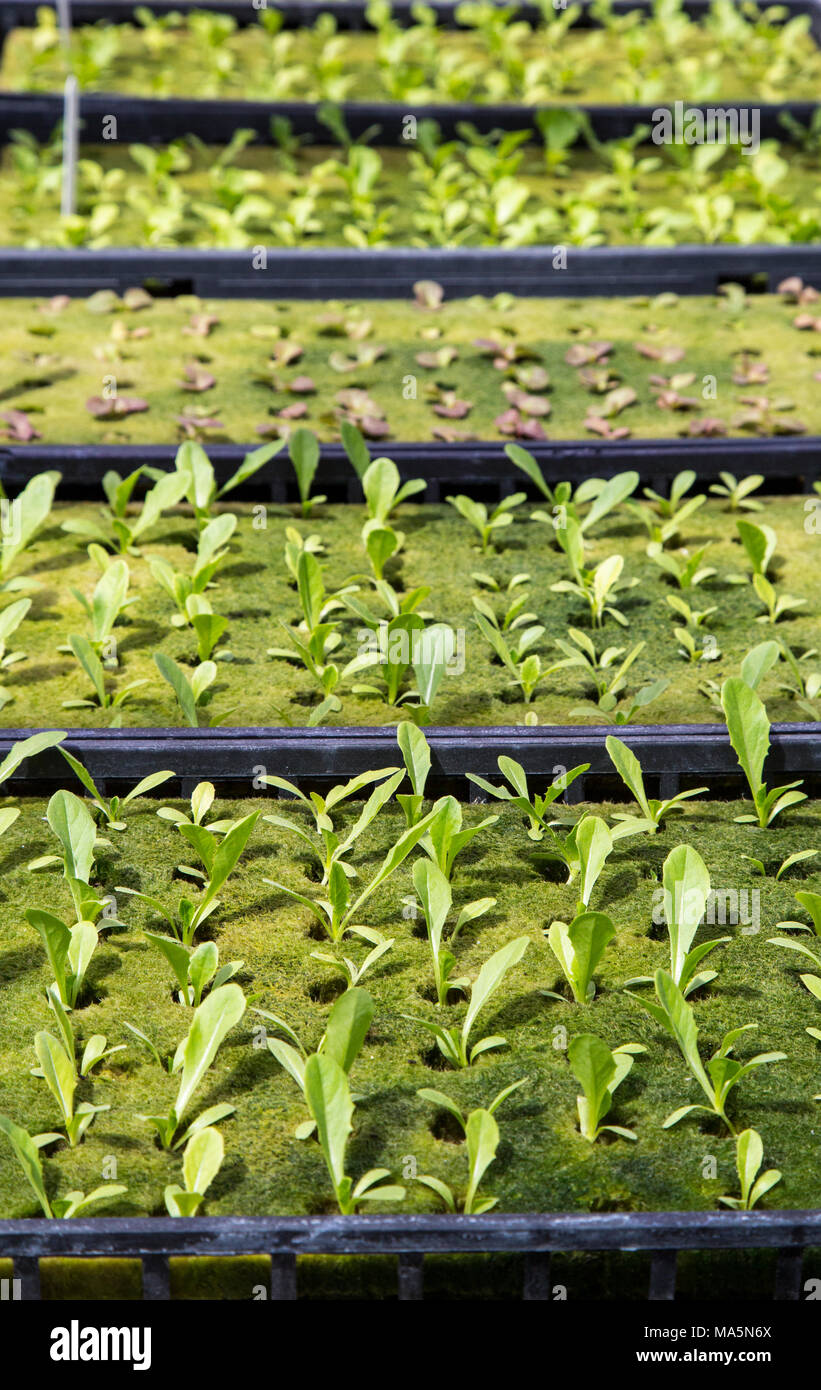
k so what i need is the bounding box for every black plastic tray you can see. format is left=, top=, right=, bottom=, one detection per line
left=0, top=87, right=817, bottom=144
left=4, top=723, right=820, bottom=798
left=2, top=436, right=820, bottom=501
left=1, top=244, right=820, bottom=298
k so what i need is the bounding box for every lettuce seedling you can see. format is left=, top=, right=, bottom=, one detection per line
left=647, top=540, right=716, bottom=589
left=165, top=1126, right=225, bottom=1216
left=58, top=747, right=173, bottom=830
left=554, top=628, right=646, bottom=705
left=736, top=519, right=777, bottom=577
left=32, top=1028, right=109, bottom=1146
left=311, top=928, right=395, bottom=990
left=474, top=610, right=572, bottom=702
left=708, top=472, right=764, bottom=512
left=64, top=634, right=149, bottom=725
left=721, top=677, right=806, bottom=826
left=305, top=1053, right=406, bottom=1213
left=288, top=428, right=326, bottom=516
left=0, top=470, right=61, bottom=587
left=63, top=469, right=189, bottom=554
left=156, top=779, right=235, bottom=831
left=422, top=794, right=499, bottom=882
left=347, top=617, right=457, bottom=723
left=752, top=572, right=807, bottom=624
left=175, top=438, right=284, bottom=527
left=627, top=470, right=705, bottom=546
left=414, top=858, right=487, bottom=1005
left=27, top=788, right=109, bottom=926
left=776, top=638, right=821, bottom=718
left=0, top=1114, right=126, bottom=1218
left=140, top=983, right=246, bottom=1149
left=627, top=844, right=728, bottom=997
left=545, top=911, right=615, bottom=1004
left=42, top=985, right=124, bottom=1079
left=568, top=1033, right=646, bottom=1142
left=27, top=908, right=109, bottom=1009
left=261, top=765, right=402, bottom=884
left=362, top=454, right=426, bottom=523
left=628, top=969, right=785, bottom=1133
left=397, top=721, right=431, bottom=827
left=407, top=935, right=529, bottom=1067
left=447, top=492, right=525, bottom=552
left=154, top=652, right=223, bottom=727
left=264, top=805, right=439, bottom=942
left=68, top=556, right=136, bottom=653
left=261, top=987, right=374, bottom=1137
left=118, top=810, right=259, bottom=946
left=552, top=515, right=637, bottom=628
left=718, top=1128, right=782, bottom=1210
left=472, top=571, right=536, bottom=636
left=416, top=1079, right=527, bottom=1213
left=508, top=445, right=638, bottom=536
left=268, top=549, right=356, bottom=698
left=606, top=735, right=707, bottom=831
left=467, top=755, right=588, bottom=842
left=742, top=850, right=818, bottom=881
left=147, top=932, right=243, bottom=1007
left=149, top=513, right=237, bottom=626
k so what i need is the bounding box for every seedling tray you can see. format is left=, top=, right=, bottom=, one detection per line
left=0, top=1208, right=817, bottom=1301
left=1, top=87, right=818, bottom=145
left=2, top=722, right=819, bottom=797
left=2, top=245, right=821, bottom=299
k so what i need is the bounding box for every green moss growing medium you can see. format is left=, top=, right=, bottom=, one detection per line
left=1, top=493, right=818, bottom=728
left=1, top=792, right=821, bottom=1303
left=2, top=289, right=821, bottom=444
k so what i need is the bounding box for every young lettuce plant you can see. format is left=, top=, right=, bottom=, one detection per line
left=288, top=428, right=326, bottom=516
left=305, top=1053, right=406, bottom=1213
left=544, top=911, right=615, bottom=1004
left=154, top=652, right=224, bottom=727
left=708, top=472, right=764, bottom=512
left=261, top=987, right=374, bottom=1137
left=407, top=935, right=529, bottom=1068
left=362, top=453, right=426, bottom=523
left=260, top=766, right=403, bottom=884
left=0, top=1114, right=126, bottom=1218
left=415, top=1079, right=527, bottom=1213
left=149, top=513, right=238, bottom=627
left=58, top=747, right=174, bottom=830
left=568, top=1033, right=646, bottom=1142
left=64, top=634, right=149, bottom=725
left=396, top=721, right=431, bottom=827
left=508, top=445, right=638, bottom=537
left=414, top=858, right=494, bottom=1005
left=422, top=794, right=499, bottom=882
left=466, top=756, right=588, bottom=842
left=0, top=597, right=32, bottom=703
left=0, top=729, right=66, bottom=841
left=718, top=1128, right=782, bottom=1211
left=348, top=619, right=457, bottom=725
left=551, top=515, right=637, bottom=628
left=1, top=471, right=61, bottom=589
left=31, top=1027, right=110, bottom=1146
left=67, top=557, right=136, bottom=655
left=628, top=969, right=785, bottom=1134
left=165, top=1126, right=225, bottom=1216
left=606, top=734, right=707, bottom=831
left=140, top=982, right=246, bottom=1150
left=268, top=548, right=356, bottom=699
left=175, top=438, right=284, bottom=527
left=63, top=469, right=189, bottom=555
left=43, top=985, right=124, bottom=1079
left=26, top=906, right=110, bottom=1010
left=147, top=932, right=243, bottom=1007
left=264, top=806, right=439, bottom=943
left=554, top=628, right=646, bottom=706
left=627, top=845, right=729, bottom=998
left=28, top=787, right=109, bottom=926
left=474, top=610, right=572, bottom=703
left=446, top=492, right=525, bottom=552
left=118, top=810, right=259, bottom=947
left=627, top=470, right=705, bottom=546
left=721, top=677, right=806, bottom=827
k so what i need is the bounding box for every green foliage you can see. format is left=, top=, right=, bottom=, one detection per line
left=416, top=1079, right=527, bottom=1212
left=407, top=935, right=529, bottom=1067
left=568, top=1033, right=645, bottom=1142
left=721, top=677, right=806, bottom=827
left=718, top=1128, right=782, bottom=1210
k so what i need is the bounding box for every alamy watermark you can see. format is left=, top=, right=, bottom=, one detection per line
left=652, top=886, right=761, bottom=935
left=651, top=102, right=760, bottom=157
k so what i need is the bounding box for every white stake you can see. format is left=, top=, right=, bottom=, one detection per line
left=61, top=74, right=79, bottom=217
left=56, top=0, right=73, bottom=51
